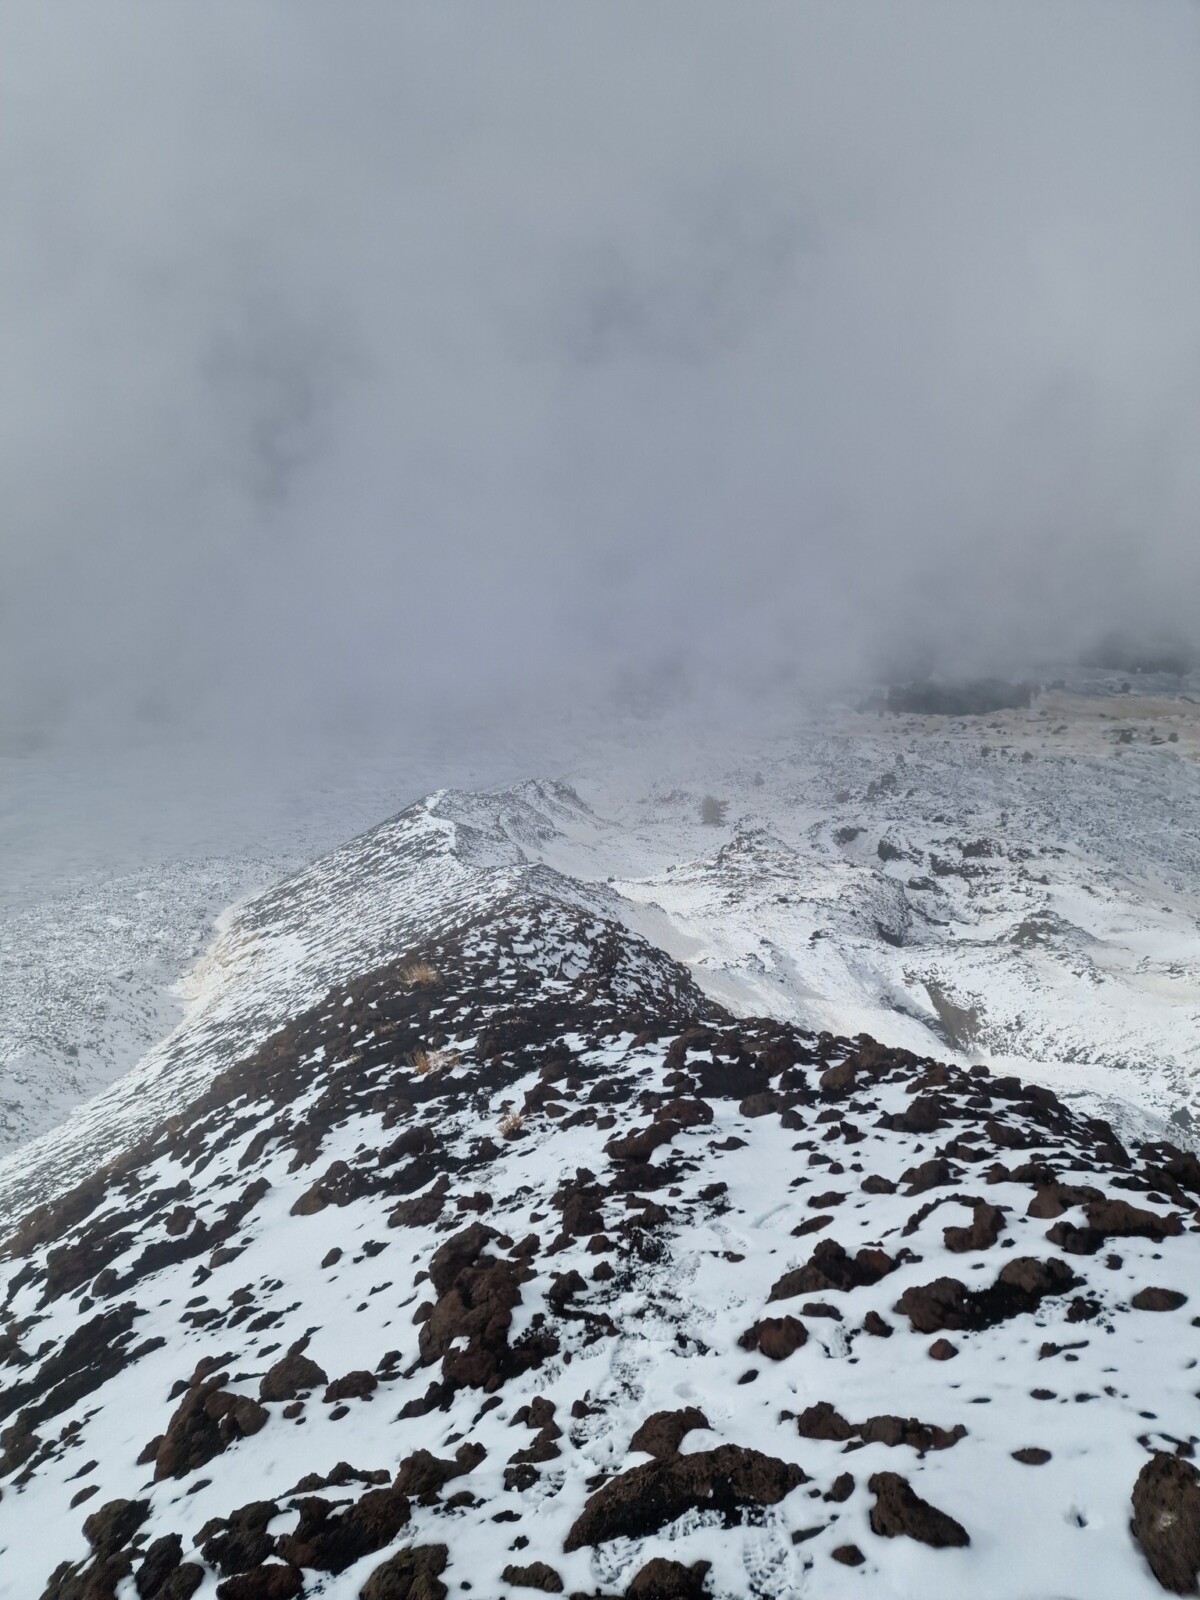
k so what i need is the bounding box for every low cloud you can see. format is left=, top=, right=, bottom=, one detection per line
left=4, top=2, right=1199, bottom=754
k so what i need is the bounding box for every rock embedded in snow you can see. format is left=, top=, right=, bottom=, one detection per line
left=867, top=1470, right=971, bottom=1548
left=1131, top=1454, right=1200, bottom=1595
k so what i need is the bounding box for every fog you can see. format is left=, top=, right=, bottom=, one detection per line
left=4, top=1, right=1200, bottom=762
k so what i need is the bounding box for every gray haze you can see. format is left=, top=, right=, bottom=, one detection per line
left=4, top=2, right=1200, bottom=757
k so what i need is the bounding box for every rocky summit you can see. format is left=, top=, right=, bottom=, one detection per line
left=1, top=838, right=1199, bottom=1599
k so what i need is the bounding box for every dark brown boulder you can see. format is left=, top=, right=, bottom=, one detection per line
left=903, top=1157, right=957, bottom=1195
left=868, top=1471, right=970, bottom=1547
left=628, top=1407, right=710, bottom=1460
left=739, top=1316, right=807, bottom=1360
left=624, top=1557, right=710, bottom=1599
left=276, top=1485, right=411, bottom=1573
left=769, top=1239, right=895, bottom=1302
left=39, top=1496, right=152, bottom=1600
left=83, top=1499, right=150, bottom=1555
left=1131, top=1452, right=1200, bottom=1593
left=1088, top=1199, right=1183, bottom=1242
left=359, top=1543, right=449, bottom=1600
left=1131, top=1288, right=1189, bottom=1313
left=395, top=1442, right=484, bottom=1502
left=324, top=1370, right=378, bottom=1404
left=215, top=1571, right=303, bottom=1600
left=155, top=1568, right=204, bottom=1600
left=796, top=1402, right=963, bottom=1456
left=564, top=1445, right=805, bottom=1550
left=259, top=1338, right=327, bottom=1402
left=819, top=1061, right=858, bottom=1097
left=418, top=1226, right=547, bottom=1391
left=500, top=1562, right=564, bottom=1593
left=135, top=1534, right=185, bottom=1599
left=895, top=1257, right=1078, bottom=1333
left=197, top=1501, right=279, bottom=1576
left=943, top=1201, right=1005, bottom=1253
left=605, top=1123, right=678, bottom=1162
left=1012, top=1448, right=1051, bottom=1465
left=154, top=1379, right=268, bottom=1481
left=796, top=1402, right=853, bottom=1442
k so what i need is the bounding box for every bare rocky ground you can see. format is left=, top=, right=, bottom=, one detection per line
left=2, top=888, right=1199, bottom=1598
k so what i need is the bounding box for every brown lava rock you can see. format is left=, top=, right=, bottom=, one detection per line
left=564, top=1445, right=805, bottom=1550
left=628, top=1407, right=710, bottom=1460
left=739, top=1316, right=807, bottom=1360
left=418, top=1222, right=551, bottom=1391
left=796, top=1402, right=964, bottom=1456
left=943, top=1201, right=1006, bottom=1253
left=868, top=1471, right=970, bottom=1547
left=134, top=1533, right=190, bottom=1598
left=1131, top=1453, right=1200, bottom=1594
left=769, top=1239, right=895, bottom=1301
left=259, top=1338, right=327, bottom=1402
left=197, top=1501, right=280, bottom=1576
left=215, top=1571, right=303, bottom=1600
left=323, top=1369, right=378, bottom=1404
left=624, top=1557, right=710, bottom=1599
left=276, top=1485, right=411, bottom=1573
left=831, top=1544, right=865, bottom=1566
left=359, top=1543, right=449, bottom=1600
left=1131, top=1288, right=1189, bottom=1313
left=895, top=1257, right=1078, bottom=1333
left=500, top=1562, right=564, bottom=1593
left=395, top=1442, right=485, bottom=1502
left=153, top=1378, right=267, bottom=1481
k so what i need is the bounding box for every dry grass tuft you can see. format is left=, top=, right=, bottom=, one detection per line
left=409, top=1045, right=460, bottom=1078
left=401, top=959, right=440, bottom=989
left=499, top=1109, right=525, bottom=1139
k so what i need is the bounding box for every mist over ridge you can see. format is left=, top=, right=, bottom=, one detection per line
left=3, top=1, right=1199, bottom=763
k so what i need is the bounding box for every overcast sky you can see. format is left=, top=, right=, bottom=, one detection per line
left=4, top=2, right=1199, bottom=754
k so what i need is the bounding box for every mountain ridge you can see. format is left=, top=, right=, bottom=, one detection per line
left=2, top=841, right=1200, bottom=1595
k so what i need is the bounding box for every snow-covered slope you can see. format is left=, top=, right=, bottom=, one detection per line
left=2, top=875, right=1199, bottom=1599
left=3, top=680, right=1199, bottom=1596
left=0, top=783, right=604, bottom=1223
left=4, top=679, right=1197, bottom=1168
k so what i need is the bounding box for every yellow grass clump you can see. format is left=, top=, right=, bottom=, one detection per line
left=409, top=1045, right=460, bottom=1077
